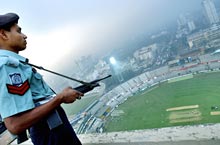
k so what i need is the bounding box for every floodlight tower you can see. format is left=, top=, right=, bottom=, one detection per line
left=110, top=57, right=116, bottom=65
left=109, top=57, right=124, bottom=83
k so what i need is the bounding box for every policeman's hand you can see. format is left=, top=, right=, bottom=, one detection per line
left=58, top=87, right=84, bottom=104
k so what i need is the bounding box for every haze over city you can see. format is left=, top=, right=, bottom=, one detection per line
left=0, top=0, right=206, bottom=69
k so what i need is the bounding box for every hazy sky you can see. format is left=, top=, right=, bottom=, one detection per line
left=0, top=0, right=203, bottom=69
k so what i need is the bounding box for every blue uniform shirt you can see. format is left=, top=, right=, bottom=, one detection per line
left=0, top=50, right=55, bottom=119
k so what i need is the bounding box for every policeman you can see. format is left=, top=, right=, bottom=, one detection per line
left=0, top=13, right=84, bottom=145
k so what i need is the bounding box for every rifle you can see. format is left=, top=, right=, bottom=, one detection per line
left=16, top=60, right=112, bottom=144
left=20, top=60, right=111, bottom=93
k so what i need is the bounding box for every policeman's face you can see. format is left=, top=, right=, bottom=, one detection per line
left=6, top=24, right=27, bottom=53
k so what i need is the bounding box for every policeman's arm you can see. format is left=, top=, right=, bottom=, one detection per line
left=3, top=87, right=83, bottom=135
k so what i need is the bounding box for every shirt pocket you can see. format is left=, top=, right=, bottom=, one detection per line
left=34, top=72, right=42, bottom=79
left=31, top=72, right=47, bottom=96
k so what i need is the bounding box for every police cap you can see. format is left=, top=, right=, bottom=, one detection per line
left=0, top=13, right=19, bottom=29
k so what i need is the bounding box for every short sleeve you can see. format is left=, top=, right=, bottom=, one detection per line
left=0, top=63, right=35, bottom=119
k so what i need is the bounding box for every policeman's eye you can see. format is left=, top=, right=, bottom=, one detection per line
left=17, top=27, right=22, bottom=33
left=17, top=29, right=21, bottom=33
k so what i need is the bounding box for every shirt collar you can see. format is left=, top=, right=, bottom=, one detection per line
left=0, top=49, right=27, bottom=62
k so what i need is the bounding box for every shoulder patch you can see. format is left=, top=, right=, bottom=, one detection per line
left=9, top=73, right=23, bottom=85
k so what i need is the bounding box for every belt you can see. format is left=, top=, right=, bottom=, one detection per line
left=33, top=94, right=63, bottom=129
left=34, top=94, right=56, bottom=107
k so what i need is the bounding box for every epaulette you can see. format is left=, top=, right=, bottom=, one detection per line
left=6, top=56, right=20, bottom=67
left=0, top=56, right=19, bottom=67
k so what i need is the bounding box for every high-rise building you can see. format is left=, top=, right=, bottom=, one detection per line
left=176, top=13, right=196, bottom=38
left=187, top=21, right=196, bottom=32
left=202, top=0, right=219, bottom=24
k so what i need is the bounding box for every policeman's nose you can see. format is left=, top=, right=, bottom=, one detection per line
left=23, top=33, right=27, bottom=39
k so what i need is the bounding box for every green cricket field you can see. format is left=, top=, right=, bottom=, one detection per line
left=105, top=71, right=220, bottom=132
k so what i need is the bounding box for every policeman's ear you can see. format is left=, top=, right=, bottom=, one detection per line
left=0, top=29, right=9, bottom=40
